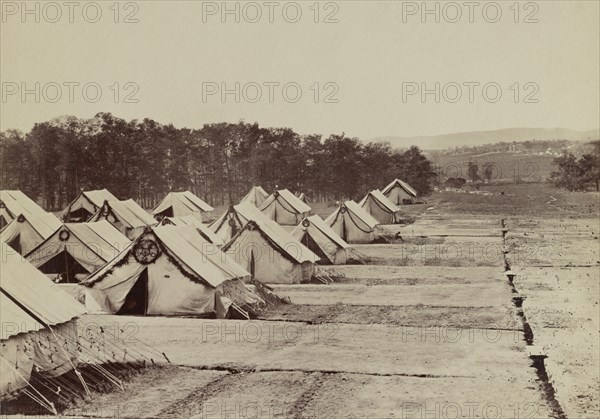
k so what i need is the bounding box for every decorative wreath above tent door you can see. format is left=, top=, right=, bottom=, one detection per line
left=133, top=238, right=161, bottom=264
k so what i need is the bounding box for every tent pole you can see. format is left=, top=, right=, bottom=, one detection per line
left=64, top=247, right=69, bottom=283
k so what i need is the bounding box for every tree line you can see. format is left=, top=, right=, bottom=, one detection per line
left=0, top=113, right=437, bottom=210
left=550, top=143, right=600, bottom=192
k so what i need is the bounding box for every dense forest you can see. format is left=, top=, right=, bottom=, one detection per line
left=0, top=113, right=437, bottom=210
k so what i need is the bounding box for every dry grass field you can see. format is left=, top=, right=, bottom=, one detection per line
left=40, top=183, right=599, bottom=418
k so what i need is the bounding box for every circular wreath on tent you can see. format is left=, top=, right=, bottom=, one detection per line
left=246, top=221, right=258, bottom=231
left=59, top=230, right=70, bottom=241
left=0, top=201, right=5, bottom=209
left=339, top=206, right=347, bottom=214
left=228, top=218, right=237, bottom=227
left=302, top=219, right=311, bottom=228
left=133, top=239, right=161, bottom=264
left=17, top=214, right=26, bottom=223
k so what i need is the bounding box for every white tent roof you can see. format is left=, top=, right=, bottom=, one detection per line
left=259, top=189, right=311, bottom=214
left=91, top=199, right=156, bottom=228
left=76, top=221, right=132, bottom=253
left=359, top=189, right=402, bottom=213
left=60, top=189, right=118, bottom=221
left=25, top=221, right=131, bottom=271
left=0, top=199, right=29, bottom=221
left=159, top=215, right=225, bottom=245
left=292, top=215, right=351, bottom=250
left=326, top=201, right=380, bottom=229
left=160, top=226, right=250, bottom=282
left=0, top=190, right=48, bottom=218
left=153, top=190, right=214, bottom=216
left=382, top=179, right=418, bottom=197
left=240, top=186, right=269, bottom=207
left=1, top=247, right=86, bottom=338
left=0, top=212, right=62, bottom=244
left=83, top=189, right=118, bottom=207
left=220, top=203, right=318, bottom=264
left=83, top=225, right=249, bottom=289
left=0, top=293, right=39, bottom=336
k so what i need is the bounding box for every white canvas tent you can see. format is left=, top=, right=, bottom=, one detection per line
left=240, top=186, right=269, bottom=207
left=152, top=191, right=214, bottom=220
left=0, top=190, right=48, bottom=228
left=1, top=246, right=86, bottom=405
left=88, top=199, right=157, bottom=239
left=81, top=226, right=261, bottom=317
left=0, top=212, right=62, bottom=255
left=217, top=203, right=318, bottom=284
left=358, top=189, right=402, bottom=224
left=25, top=221, right=131, bottom=283
left=61, top=189, right=118, bottom=222
left=381, top=179, right=418, bottom=205
left=159, top=215, right=225, bottom=246
left=290, top=215, right=351, bottom=265
left=258, top=189, right=311, bottom=226
left=325, top=201, right=380, bottom=244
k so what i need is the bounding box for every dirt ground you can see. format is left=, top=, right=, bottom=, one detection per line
left=511, top=265, right=599, bottom=418
left=47, top=184, right=598, bottom=418
left=353, top=236, right=505, bottom=267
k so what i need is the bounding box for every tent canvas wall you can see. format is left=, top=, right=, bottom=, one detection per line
left=258, top=189, right=311, bottom=226
left=152, top=191, right=214, bottom=220
left=240, top=186, right=268, bottom=207
left=212, top=201, right=302, bottom=243
left=89, top=199, right=157, bottom=239
left=81, top=226, right=260, bottom=317
left=358, top=189, right=402, bottom=224
left=61, top=189, right=118, bottom=222
left=218, top=203, right=318, bottom=284
left=325, top=201, right=380, bottom=244
left=381, top=179, right=418, bottom=205
left=159, top=215, right=226, bottom=246
left=25, top=221, right=131, bottom=283
left=1, top=247, right=86, bottom=403
left=0, top=190, right=48, bottom=229
left=291, top=215, right=350, bottom=265
left=0, top=212, right=62, bottom=255
left=210, top=203, right=256, bottom=243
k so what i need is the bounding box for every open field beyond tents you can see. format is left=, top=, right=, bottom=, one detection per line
left=49, top=183, right=599, bottom=418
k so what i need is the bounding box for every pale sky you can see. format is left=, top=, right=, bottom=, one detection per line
left=1, top=0, right=599, bottom=139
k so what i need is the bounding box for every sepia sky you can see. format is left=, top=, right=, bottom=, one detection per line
left=1, top=0, right=599, bottom=139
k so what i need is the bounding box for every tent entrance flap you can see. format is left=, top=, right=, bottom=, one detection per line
left=117, top=268, right=148, bottom=315
left=158, top=207, right=174, bottom=218
left=6, top=233, right=21, bottom=254
left=250, top=250, right=256, bottom=278
left=301, top=232, right=330, bottom=264
left=68, top=207, right=94, bottom=222
left=39, top=251, right=88, bottom=283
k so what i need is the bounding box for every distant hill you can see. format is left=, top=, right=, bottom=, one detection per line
left=372, top=128, right=600, bottom=150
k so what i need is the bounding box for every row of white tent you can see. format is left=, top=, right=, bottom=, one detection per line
left=61, top=189, right=213, bottom=224
left=2, top=178, right=417, bottom=229
left=0, top=179, right=418, bottom=405
left=238, top=179, right=418, bottom=210
left=0, top=179, right=417, bottom=314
